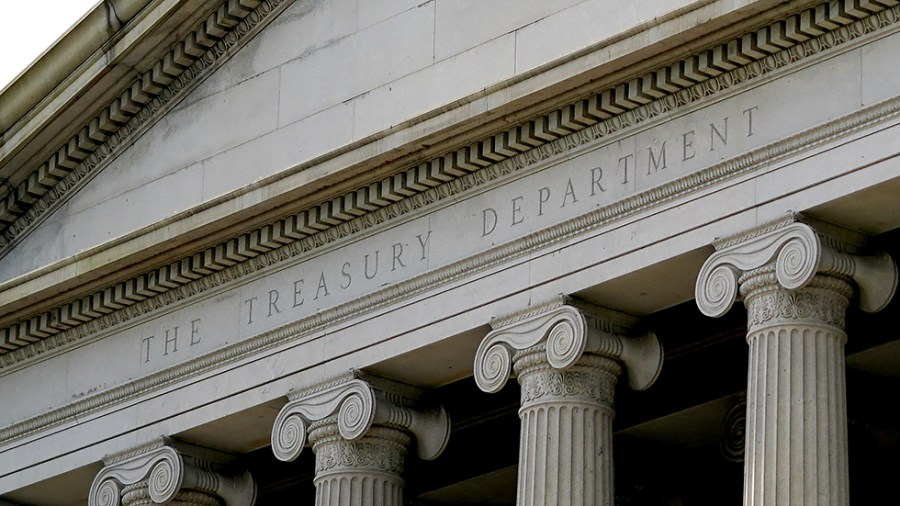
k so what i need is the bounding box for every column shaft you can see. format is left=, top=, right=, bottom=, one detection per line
left=514, top=348, right=620, bottom=506
left=742, top=273, right=851, bottom=506
left=310, top=423, right=409, bottom=506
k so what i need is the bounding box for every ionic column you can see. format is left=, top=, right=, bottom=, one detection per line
left=473, top=297, right=663, bottom=506
left=88, top=437, right=257, bottom=506
left=695, top=216, right=898, bottom=506
left=271, top=372, right=450, bottom=506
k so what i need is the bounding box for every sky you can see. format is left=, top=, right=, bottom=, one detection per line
left=0, top=0, right=99, bottom=91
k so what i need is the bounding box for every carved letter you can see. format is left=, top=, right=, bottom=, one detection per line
left=561, top=178, right=578, bottom=207
left=315, top=272, right=330, bottom=300
left=392, top=243, right=406, bottom=271
left=482, top=208, right=498, bottom=237
left=538, top=187, right=551, bottom=215
left=743, top=105, right=758, bottom=137
left=618, top=154, right=634, bottom=185
left=511, top=196, right=525, bottom=226
left=647, top=141, right=667, bottom=174
left=416, top=231, right=431, bottom=260
left=244, top=296, right=258, bottom=324
left=364, top=251, right=380, bottom=279
left=142, top=335, right=154, bottom=363
left=590, top=168, right=606, bottom=196
left=293, top=280, right=304, bottom=307
left=190, top=318, right=201, bottom=346
left=268, top=289, right=282, bottom=316
left=341, top=262, right=352, bottom=289
left=682, top=130, right=695, bottom=161
left=709, top=117, right=728, bottom=151
left=164, top=326, right=178, bottom=356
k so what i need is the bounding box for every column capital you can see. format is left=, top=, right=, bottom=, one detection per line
left=270, top=371, right=450, bottom=463
left=695, top=214, right=898, bottom=317
left=87, top=437, right=256, bottom=506
left=473, top=295, right=662, bottom=394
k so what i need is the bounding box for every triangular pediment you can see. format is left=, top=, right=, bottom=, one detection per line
left=0, top=0, right=300, bottom=283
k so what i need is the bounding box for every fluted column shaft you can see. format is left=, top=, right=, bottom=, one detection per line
left=741, top=270, right=852, bottom=506
left=695, top=217, right=898, bottom=506
left=308, top=420, right=409, bottom=506
left=513, top=346, right=622, bottom=506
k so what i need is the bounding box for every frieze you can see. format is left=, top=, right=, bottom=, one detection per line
left=3, top=0, right=900, bottom=444
left=6, top=0, right=900, bottom=358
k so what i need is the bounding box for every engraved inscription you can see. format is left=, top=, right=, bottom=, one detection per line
left=479, top=106, right=758, bottom=239
left=142, top=318, right=202, bottom=363
left=241, top=231, right=432, bottom=326
left=139, top=227, right=433, bottom=363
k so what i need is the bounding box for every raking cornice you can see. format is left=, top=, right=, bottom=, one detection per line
left=0, top=0, right=294, bottom=255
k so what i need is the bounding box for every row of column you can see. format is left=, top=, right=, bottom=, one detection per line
left=87, top=217, right=896, bottom=506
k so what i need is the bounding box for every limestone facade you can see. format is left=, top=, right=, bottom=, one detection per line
left=1, top=0, right=899, bottom=504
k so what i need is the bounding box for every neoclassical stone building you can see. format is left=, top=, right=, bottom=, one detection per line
left=1, top=0, right=898, bottom=504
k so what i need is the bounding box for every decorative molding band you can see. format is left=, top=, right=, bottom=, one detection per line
left=473, top=299, right=662, bottom=394
left=0, top=0, right=293, bottom=252
left=5, top=0, right=900, bottom=359
left=270, top=372, right=450, bottom=463
left=87, top=437, right=257, bottom=506
left=695, top=215, right=898, bottom=317
left=2, top=0, right=900, bottom=445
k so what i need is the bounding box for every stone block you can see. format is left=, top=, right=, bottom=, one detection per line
left=0, top=203, right=66, bottom=283
left=861, top=29, right=900, bottom=106
left=201, top=101, right=354, bottom=200
left=358, top=0, right=424, bottom=29
left=278, top=2, right=434, bottom=127
left=62, top=164, right=204, bottom=256
left=433, top=0, right=582, bottom=61
left=184, top=0, right=360, bottom=108
left=352, top=33, right=515, bottom=138
left=514, top=0, right=694, bottom=73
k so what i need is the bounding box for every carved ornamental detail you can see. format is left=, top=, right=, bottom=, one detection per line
left=695, top=216, right=897, bottom=322
left=474, top=296, right=663, bottom=394
left=271, top=373, right=449, bottom=506
left=87, top=438, right=256, bottom=506
left=270, top=372, right=450, bottom=463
